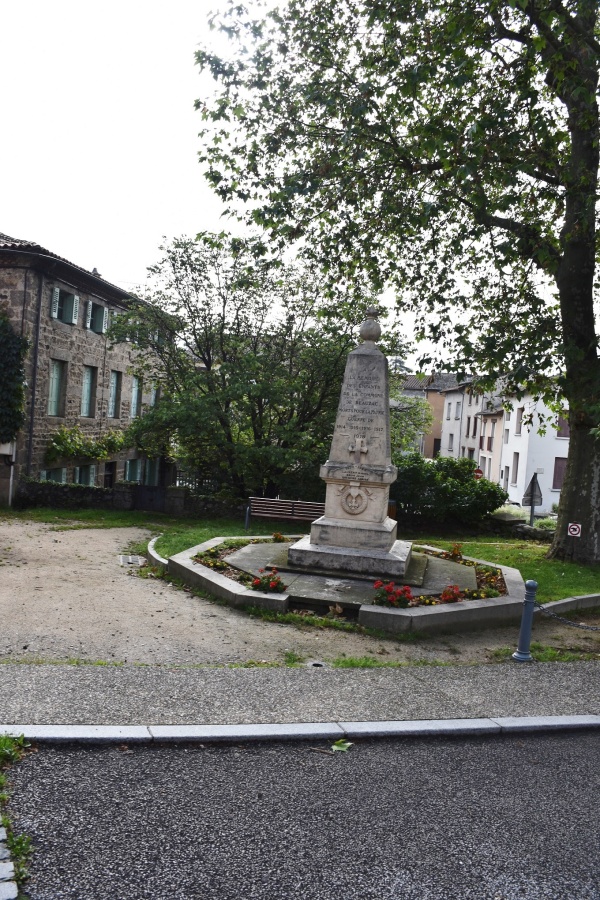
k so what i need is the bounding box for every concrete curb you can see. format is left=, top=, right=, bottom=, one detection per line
left=1, top=716, right=598, bottom=744
left=147, top=536, right=167, bottom=569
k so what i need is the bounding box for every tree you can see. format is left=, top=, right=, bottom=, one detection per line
left=196, top=0, right=600, bottom=563
left=112, top=234, right=402, bottom=500
left=0, top=308, right=28, bottom=444
left=389, top=392, right=433, bottom=461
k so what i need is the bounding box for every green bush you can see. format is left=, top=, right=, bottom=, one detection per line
left=390, top=453, right=507, bottom=526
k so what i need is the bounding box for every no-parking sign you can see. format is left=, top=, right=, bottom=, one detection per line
left=568, top=523, right=582, bottom=537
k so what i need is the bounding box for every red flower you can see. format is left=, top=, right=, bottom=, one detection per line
left=258, top=568, right=264, bottom=573
left=269, top=581, right=278, bottom=589
left=373, top=580, right=383, bottom=589
left=253, top=578, right=260, bottom=586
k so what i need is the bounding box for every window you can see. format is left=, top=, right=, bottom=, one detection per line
left=468, top=448, right=475, bottom=460
left=482, top=419, right=487, bottom=436
left=512, top=452, right=519, bottom=484
left=124, top=458, right=141, bottom=482
left=73, top=464, right=96, bottom=486
left=472, top=418, right=478, bottom=437
left=144, top=458, right=160, bottom=486
left=148, top=384, right=159, bottom=407
left=85, top=301, right=109, bottom=334
left=515, top=407, right=524, bottom=435
left=50, top=287, right=79, bottom=325
left=47, top=359, right=66, bottom=416
left=455, top=401, right=461, bottom=419
left=40, top=467, right=66, bottom=483
left=461, top=446, right=465, bottom=457
left=553, top=457, right=568, bottom=490
left=468, top=392, right=473, bottom=406
left=131, top=375, right=142, bottom=418
left=504, top=428, right=509, bottom=444
left=108, top=371, right=122, bottom=418
left=466, top=417, right=471, bottom=437
left=104, top=461, right=117, bottom=489
left=556, top=415, right=570, bottom=438
left=448, top=433, right=454, bottom=451
left=446, top=402, right=451, bottom=420
left=80, top=366, right=97, bottom=417
left=505, top=410, right=511, bottom=422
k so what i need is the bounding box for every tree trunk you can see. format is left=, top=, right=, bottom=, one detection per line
left=546, top=2, right=600, bottom=565
left=547, top=421, right=600, bottom=563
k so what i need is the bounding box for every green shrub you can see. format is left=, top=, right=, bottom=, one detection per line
left=390, top=453, right=507, bottom=526
left=534, top=517, right=557, bottom=531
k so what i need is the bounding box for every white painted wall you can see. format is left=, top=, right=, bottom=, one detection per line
left=499, top=395, right=568, bottom=515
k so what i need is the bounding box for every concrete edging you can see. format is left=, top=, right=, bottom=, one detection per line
left=153, top=536, right=599, bottom=636
left=1, top=716, right=599, bottom=744
left=147, top=536, right=168, bottom=569
left=167, top=537, right=289, bottom=613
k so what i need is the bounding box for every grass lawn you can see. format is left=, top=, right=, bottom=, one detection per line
left=2, top=508, right=598, bottom=605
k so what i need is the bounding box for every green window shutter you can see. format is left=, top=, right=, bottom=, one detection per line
left=89, top=464, right=96, bottom=486
left=60, top=468, right=67, bottom=483
left=81, top=366, right=93, bottom=416
left=51, top=287, right=60, bottom=319
left=131, top=376, right=139, bottom=418
left=71, top=295, right=80, bottom=325
left=48, top=360, right=62, bottom=416
left=124, top=460, right=130, bottom=481
left=85, top=301, right=92, bottom=329
left=108, top=371, right=117, bottom=417
left=73, top=467, right=80, bottom=484
left=101, top=307, right=109, bottom=333
left=40, top=470, right=47, bottom=482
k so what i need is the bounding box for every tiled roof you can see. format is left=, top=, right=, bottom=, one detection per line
left=428, top=373, right=459, bottom=392
left=0, top=232, right=130, bottom=298
left=399, top=374, right=429, bottom=392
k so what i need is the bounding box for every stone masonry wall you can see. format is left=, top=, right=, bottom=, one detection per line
left=0, top=253, right=152, bottom=503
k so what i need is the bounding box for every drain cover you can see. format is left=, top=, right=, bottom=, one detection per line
left=305, top=660, right=327, bottom=669
left=119, top=555, right=147, bottom=567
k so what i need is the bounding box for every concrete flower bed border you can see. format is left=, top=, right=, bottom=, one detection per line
left=147, top=536, right=600, bottom=635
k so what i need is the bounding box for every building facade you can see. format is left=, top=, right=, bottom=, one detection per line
left=0, top=233, right=160, bottom=505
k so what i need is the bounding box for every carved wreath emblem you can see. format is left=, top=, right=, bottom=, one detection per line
left=338, top=482, right=371, bottom=516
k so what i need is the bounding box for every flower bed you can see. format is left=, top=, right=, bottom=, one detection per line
left=373, top=544, right=506, bottom=608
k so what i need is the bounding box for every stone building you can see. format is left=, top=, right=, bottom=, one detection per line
left=0, top=232, right=160, bottom=505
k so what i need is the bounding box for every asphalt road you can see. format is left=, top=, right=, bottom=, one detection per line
left=7, top=733, right=600, bottom=900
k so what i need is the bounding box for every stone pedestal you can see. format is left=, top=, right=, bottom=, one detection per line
left=288, top=308, right=412, bottom=579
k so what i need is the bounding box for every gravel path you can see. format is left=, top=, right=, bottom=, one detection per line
left=0, top=519, right=598, bottom=666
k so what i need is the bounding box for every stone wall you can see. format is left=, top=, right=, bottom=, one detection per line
left=14, top=480, right=114, bottom=510
left=0, top=252, right=155, bottom=504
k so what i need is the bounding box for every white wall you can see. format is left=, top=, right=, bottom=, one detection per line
left=500, top=396, right=568, bottom=515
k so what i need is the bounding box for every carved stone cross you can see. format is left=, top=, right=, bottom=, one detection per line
left=348, top=437, right=368, bottom=464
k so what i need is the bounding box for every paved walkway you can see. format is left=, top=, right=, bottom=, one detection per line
left=0, top=660, right=598, bottom=732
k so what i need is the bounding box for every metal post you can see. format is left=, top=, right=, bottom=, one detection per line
left=244, top=505, right=251, bottom=532
left=512, top=580, right=538, bottom=662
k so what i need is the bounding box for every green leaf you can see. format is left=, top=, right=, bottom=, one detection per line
left=331, top=739, right=354, bottom=752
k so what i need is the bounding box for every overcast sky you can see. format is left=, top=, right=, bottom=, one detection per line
left=1, top=0, right=233, bottom=290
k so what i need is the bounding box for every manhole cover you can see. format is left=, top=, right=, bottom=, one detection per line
left=119, top=555, right=147, bottom=567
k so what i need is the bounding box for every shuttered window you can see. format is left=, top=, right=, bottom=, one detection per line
left=108, top=371, right=121, bottom=418
left=553, top=457, right=568, bottom=490
left=556, top=416, right=570, bottom=438
left=131, top=376, right=142, bottom=418
left=50, top=288, right=79, bottom=325
left=80, top=366, right=96, bottom=417
left=48, top=360, right=65, bottom=416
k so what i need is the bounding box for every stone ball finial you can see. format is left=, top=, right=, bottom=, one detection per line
left=359, top=306, right=382, bottom=343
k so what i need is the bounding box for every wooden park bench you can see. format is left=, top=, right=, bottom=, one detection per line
left=244, top=497, right=325, bottom=531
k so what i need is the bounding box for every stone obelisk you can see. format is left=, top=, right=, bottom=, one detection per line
left=288, top=307, right=412, bottom=577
